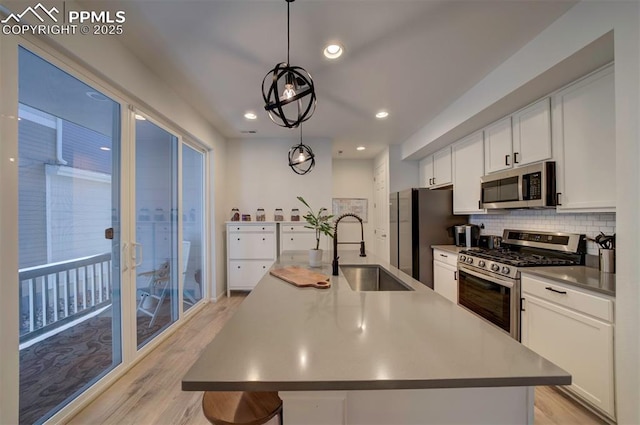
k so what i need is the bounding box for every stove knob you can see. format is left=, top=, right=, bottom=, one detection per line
left=501, top=266, right=511, bottom=274
left=491, top=264, right=500, bottom=272
left=459, top=255, right=466, bottom=262
left=466, top=257, right=473, bottom=264
left=478, top=260, right=486, bottom=268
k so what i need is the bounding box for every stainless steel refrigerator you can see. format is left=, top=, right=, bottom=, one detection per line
left=390, top=188, right=467, bottom=288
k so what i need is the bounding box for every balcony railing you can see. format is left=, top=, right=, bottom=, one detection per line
left=19, top=252, right=113, bottom=341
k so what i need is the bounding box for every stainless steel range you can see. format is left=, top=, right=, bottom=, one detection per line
left=457, top=229, right=586, bottom=340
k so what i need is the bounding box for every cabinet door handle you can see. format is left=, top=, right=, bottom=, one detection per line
left=290, top=238, right=294, bottom=241
left=521, top=297, right=526, bottom=311
left=555, top=192, right=562, bottom=206
left=505, top=154, right=511, bottom=166
left=454, top=271, right=457, bottom=281
left=237, top=265, right=241, bottom=269
left=262, top=266, right=266, bottom=269
left=545, top=286, right=567, bottom=295
left=237, top=238, right=240, bottom=241
left=433, top=177, right=436, bottom=185
left=262, top=238, right=265, bottom=241
left=478, top=200, right=481, bottom=209
left=514, top=152, right=519, bottom=164
left=439, top=253, right=448, bottom=258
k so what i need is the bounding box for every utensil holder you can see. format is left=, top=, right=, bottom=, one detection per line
left=599, top=248, right=615, bottom=273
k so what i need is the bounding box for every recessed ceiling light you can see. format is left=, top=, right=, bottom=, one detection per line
left=323, top=43, right=343, bottom=59
left=376, top=110, right=389, bottom=119
left=86, top=91, right=108, bottom=102
left=244, top=112, right=257, bottom=120
left=134, top=114, right=146, bottom=121
left=356, top=146, right=366, bottom=151
left=100, top=146, right=111, bottom=151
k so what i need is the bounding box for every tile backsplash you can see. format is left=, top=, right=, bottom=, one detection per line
left=470, top=210, right=616, bottom=256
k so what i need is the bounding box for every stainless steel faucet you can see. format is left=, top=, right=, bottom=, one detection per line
left=332, top=213, right=366, bottom=276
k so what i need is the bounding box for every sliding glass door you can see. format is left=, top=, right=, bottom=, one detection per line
left=17, top=47, right=122, bottom=424
left=182, top=144, right=205, bottom=311
left=134, top=117, right=179, bottom=348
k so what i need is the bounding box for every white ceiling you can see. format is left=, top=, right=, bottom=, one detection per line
left=94, top=0, right=578, bottom=159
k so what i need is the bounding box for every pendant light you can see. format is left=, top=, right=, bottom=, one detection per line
left=288, top=124, right=315, bottom=175
left=262, top=0, right=316, bottom=128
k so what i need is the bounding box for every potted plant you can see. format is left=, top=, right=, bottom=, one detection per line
left=297, top=196, right=334, bottom=267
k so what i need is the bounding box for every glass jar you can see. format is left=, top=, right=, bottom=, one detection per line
left=291, top=208, right=300, bottom=221
left=274, top=208, right=284, bottom=221
left=256, top=208, right=266, bottom=222
left=230, top=208, right=240, bottom=221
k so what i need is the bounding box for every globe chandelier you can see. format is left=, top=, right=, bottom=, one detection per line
left=262, top=0, right=317, bottom=128
left=288, top=124, right=315, bottom=175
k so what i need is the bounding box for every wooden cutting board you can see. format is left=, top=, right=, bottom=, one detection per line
left=270, top=266, right=331, bottom=289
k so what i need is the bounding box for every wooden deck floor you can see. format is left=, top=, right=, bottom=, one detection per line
left=69, top=293, right=606, bottom=425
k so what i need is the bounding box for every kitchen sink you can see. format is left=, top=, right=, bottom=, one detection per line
left=340, top=265, right=413, bottom=292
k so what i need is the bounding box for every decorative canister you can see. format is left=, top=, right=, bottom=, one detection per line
left=256, top=208, right=266, bottom=222
left=291, top=208, right=300, bottom=221
left=230, top=208, right=240, bottom=221
left=274, top=208, right=284, bottom=221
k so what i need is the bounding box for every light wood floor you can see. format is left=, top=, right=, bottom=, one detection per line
left=68, top=293, right=606, bottom=425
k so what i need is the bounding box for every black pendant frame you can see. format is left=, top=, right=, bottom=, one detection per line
left=262, top=0, right=316, bottom=128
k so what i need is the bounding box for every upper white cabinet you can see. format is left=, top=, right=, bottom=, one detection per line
left=552, top=65, right=615, bottom=212
left=484, top=116, right=513, bottom=173
left=484, top=98, right=552, bottom=174
left=512, top=97, right=552, bottom=167
left=452, top=131, right=485, bottom=214
left=420, top=147, right=452, bottom=188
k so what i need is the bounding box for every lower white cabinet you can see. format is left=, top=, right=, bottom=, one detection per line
left=279, top=222, right=316, bottom=253
left=226, top=223, right=277, bottom=296
left=521, top=274, right=615, bottom=420
left=433, top=249, right=458, bottom=303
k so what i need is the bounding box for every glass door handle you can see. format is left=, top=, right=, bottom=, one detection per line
left=121, top=242, right=129, bottom=272
left=132, top=242, right=143, bottom=267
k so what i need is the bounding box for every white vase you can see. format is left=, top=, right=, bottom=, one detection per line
left=309, top=249, right=323, bottom=267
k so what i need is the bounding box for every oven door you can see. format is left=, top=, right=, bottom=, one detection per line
left=457, top=265, right=520, bottom=340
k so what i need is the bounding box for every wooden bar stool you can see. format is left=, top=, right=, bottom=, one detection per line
left=202, top=391, right=283, bottom=425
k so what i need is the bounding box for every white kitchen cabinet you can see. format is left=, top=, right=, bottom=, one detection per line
left=419, top=147, right=452, bottom=188
left=521, top=274, right=615, bottom=420
left=512, top=97, right=552, bottom=167
left=279, top=222, right=316, bottom=253
left=484, top=116, right=513, bottom=174
left=484, top=98, right=551, bottom=174
left=433, top=249, right=458, bottom=303
left=226, top=223, right=277, bottom=296
left=552, top=65, right=615, bottom=212
left=452, top=131, right=486, bottom=214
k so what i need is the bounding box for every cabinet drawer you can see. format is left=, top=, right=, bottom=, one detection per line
left=228, top=233, right=276, bottom=259
left=228, top=260, right=273, bottom=290
left=228, top=224, right=276, bottom=233
left=281, top=224, right=313, bottom=233
left=281, top=232, right=317, bottom=253
left=521, top=275, right=613, bottom=322
left=433, top=249, right=458, bottom=267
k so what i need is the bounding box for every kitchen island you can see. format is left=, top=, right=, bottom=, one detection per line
left=183, top=251, right=570, bottom=424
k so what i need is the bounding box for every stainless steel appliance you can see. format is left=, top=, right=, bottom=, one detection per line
left=481, top=161, right=557, bottom=209
left=478, top=235, right=502, bottom=249
left=390, top=188, right=467, bottom=289
left=454, top=224, right=480, bottom=247
left=457, top=229, right=586, bottom=340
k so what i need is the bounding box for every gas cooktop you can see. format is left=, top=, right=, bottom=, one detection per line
left=457, top=229, right=586, bottom=279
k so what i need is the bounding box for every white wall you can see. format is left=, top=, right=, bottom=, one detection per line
left=399, top=2, right=640, bottom=422
left=332, top=159, right=374, bottom=252
left=388, top=145, right=419, bottom=193
left=470, top=211, right=615, bottom=257
left=226, top=137, right=333, bottom=222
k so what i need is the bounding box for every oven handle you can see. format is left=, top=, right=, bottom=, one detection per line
left=457, top=264, right=515, bottom=289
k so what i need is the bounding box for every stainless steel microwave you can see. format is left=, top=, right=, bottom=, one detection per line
left=480, top=161, right=557, bottom=209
